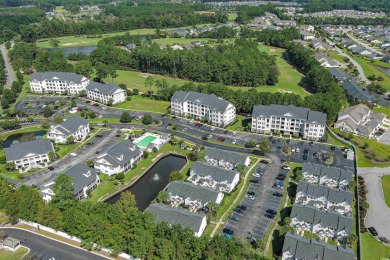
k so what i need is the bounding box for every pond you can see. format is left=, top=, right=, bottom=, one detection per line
left=47, top=45, right=97, bottom=57
left=105, top=154, right=187, bottom=211
left=4, top=130, right=46, bottom=148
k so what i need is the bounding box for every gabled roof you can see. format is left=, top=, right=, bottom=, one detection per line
left=191, top=161, right=238, bottom=184
left=341, top=81, right=372, bottom=101
left=282, top=232, right=355, bottom=260
left=171, top=91, right=233, bottom=113
left=50, top=116, right=88, bottom=136
left=96, top=140, right=141, bottom=167
left=204, top=147, right=248, bottom=166
left=86, top=82, right=124, bottom=96
left=252, top=105, right=327, bottom=125
left=166, top=181, right=221, bottom=204
left=30, top=72, right=87, bottom=84
left=303, top=162, right=353, bottom=184
left=327, top=68, right=351, bottom=81
left=338, top=104, right=372, bottom=123
left=297, top=181, right=353, bottom=205
left=5, top=138, right=54, bottom=161
left=147, top=203, right=205, bottom=233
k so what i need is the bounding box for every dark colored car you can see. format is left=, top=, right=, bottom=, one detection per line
left=247, top=191, right=255, bottom=196
left=237, top=205, right=247, bottom=210
left=266, top=209, right=277, bottom=215
left=276, top=176, right=286, bottom=181
left=303, top=154, right=308, bottom=160
left=48, top=166, right=54, bottom=171
left=313, top=152, right=318, bottom=156
left=368, top=227, right=378, bottom=236
left=265, top=213, right=275, bottom=219
left=234, top=208, right=244, bottom=214
left=229, top=215, right=240, bottom=221
left=260, top=159, right=269, bottom=164
left=273, top=192, right=283, bottom=197
left=249, top=179, right=259, bottom=183
left=95, top=151, right=100, bottom=154
left=224, top=130, right=229, bottom=134
left=96, top=134, right=103, bottom=138
left=223, top=228, right=234, bottom=235
left=331, top=146, right=336, bottom=151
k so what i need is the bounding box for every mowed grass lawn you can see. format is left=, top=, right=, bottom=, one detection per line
left=116, top=95, right=169, bottom=113
left=354, top=56, right=390, bottom=91
left=373, top=106, right=390, bottom=118
left=361, top=232, right=390, bottom=260
left=0, top=247, right=29, bottom=260
left=381, top=175, right=390, bottom=208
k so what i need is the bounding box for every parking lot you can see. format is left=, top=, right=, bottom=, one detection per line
left=222, top=154, right=284, bottom=240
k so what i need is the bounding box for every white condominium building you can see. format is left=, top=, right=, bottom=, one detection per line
left=170, top=91, right=236, bottom=127
left=86, top=82, right=127, bottom=104
left=251, top=104, right=327, bottom=140
left=29, top=72, right=90, bottom=94
left=47, top=116, right=90, bottom=144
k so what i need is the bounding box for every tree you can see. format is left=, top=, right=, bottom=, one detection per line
left=169, top=170, right=183, bottom=181
left=79, top=90, right=87, bottom=97
left=188, top=151, right=200, bottom=161
left=66, top=136, right=75, bottom=144
left=49, top=38, right=60, bottom=48
left=5, top=162, right=15, bottom=172
left=259, top=139, right=271, bottom=155
left=236, top=164, right=245, bottom=174
left=143, top=150, right=149, bottom=159
left=202, top=134, right=208, bottom=140
left=117, top=191, right=136, bottom=211
left=75, top=60, right=93, bottom=78
left=152, top=147, right=158, bottom=153
left=157, top=190, right=169, bottom=203
left=52, top=114, right=63, bottom=124
left=142, top=114, right=153, bottom=125
left=244, top=140, right=256, bottom=148
left=344, top=234, right=358, bottom=246
left=41, top=119, right=50, bottom=129
left=50, top=173, right=75, bottom=210
left=120, top=112, right=132, bottom=123
left=43, top=106, right=54, bottom=118
left=145, top=76, right=154, bottom=91
left=206, top=202, right=219, bottom=217
left=86, top=159, right=94, bottom=168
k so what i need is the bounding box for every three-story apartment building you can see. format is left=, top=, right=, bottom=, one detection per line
left=47, top=116, right=90, bottom=144
left=86, top=82, right=127, bottom=105
left=251, top=104, right=327, bottom=140
left=29, top=72, right=90, bottom=94
left=170, top=91, right=236, bottom=127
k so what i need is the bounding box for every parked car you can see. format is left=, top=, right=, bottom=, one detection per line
left=276, top=175, right=286, bottom=181
left=223, top=228, right=234, bottom=235
left=272, top=185, right=283, bottom=190
left=249, top=179, right=259, bottom=183
left=245, top=194, right=255, bottom=200
left=265, top=213, right=275, bottom=219
left=232, top=139, right=236, bottom=144
left=211, top=127, right=215, bottom=131
left=232, top=132, right=236, bottom=136
left=331, top=146, right=336, bottom=151
left=48, top=166, right=54, bottom=171
left=247, top=191, right=255, bottom=196
left=70, top=153, right=77, bottom=157
left=292, top=147, right=295, bottom=153
left=274, top=181, right=284, bottom=187
left=266, top=209, right=277, bottom=215
left=281, top=165, right=291, bottom=170
left=223, top=233, right=232, bottom=239
left=217, top=136, right=225, bottom=142
left=295, top=148, right=300, bottom=152
left=224, top=130, right=229, bottom=134
left=237, top=205, right=247, bottom=210
left=182, top=128, right=188, bottom=132
left=260, top=159, right=269, bottom=164
left=368, top=227, right=378, bottom=236
left=234, top=208, right=244, bottom=214
left=253, top=172, right=261, bottom=177
left=229, top=215, right=240, bottom=221
left=273, top=192, right=283, bottom=197
left=379, top=236, right=390, bottom=244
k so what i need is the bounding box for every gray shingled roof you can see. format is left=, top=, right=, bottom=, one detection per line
left=30, top=72, right=86, bottom=84
left=96, top=140, right=141, bottom=167
left=191, top=161, right=238, bottom=183
left=204, top=147, right=248, bottom=166
left=5, top=138, right=54, bottom=161
left=171, top=91, right=232, bottom=113
left=341, top=81, right=372, bottom=101
left=282, top=232, right=355, bottom=260
left=52, top=116, right=88, bottom=135
left=64, top=163, right=98, bottom=196
left=86, top=82, right=123, bottom=95
left=166, top=181, right=221, bottom=204
left=297, top=181, right=353, bottom=205
left=327, top=68, right=351, bottom=81
left=147, top=203, right=206, bottom=232
left=252, top=104, right=327, bottom=125
left=290, top=204, right=316, bottom=223
left=303, top=163, right=353, bottom=185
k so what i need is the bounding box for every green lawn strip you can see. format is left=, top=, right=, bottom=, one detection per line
left=0, top=246, right=28, bottom=260
left=360, top=232, right=390, bottom=260
left=381, top=176, right=390, bottom=208
left=227, top=13, right=237, bottom=21
left=373, top=106, right=390, bottom=118
left=115, top=95, right=169, bottom=113
left=88, top=143, right=192, bottom=203
left=226, top=115, right=250, bottom=132
left=354, top=56, right=390, bottom=91
left=203, top=223, right=216, bottom=238
left=327, top=50, right=348, bottom=64
left=332, top=128, right=390, bottom=167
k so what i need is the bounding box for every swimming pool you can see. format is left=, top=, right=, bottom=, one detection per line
left=136, top=135, right=157, bottom=148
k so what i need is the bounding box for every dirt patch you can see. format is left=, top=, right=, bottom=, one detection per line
left=139, top=73, right=154, bottom=78
left=269, top=48, right=276, bottom=52
left=277, top=89, right=292, bottom=93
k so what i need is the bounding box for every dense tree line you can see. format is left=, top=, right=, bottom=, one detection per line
left=90, top=38, right=279, bottom=87
left=1, top=72, right=25, bottom=109
left=0, top=53, right=6, bottom=89
left=197, top=26, right=237, bottom=39
left=257, top=28, right=301, bottom=49
left=301, top=0, right=390, bottom=13
left=0, top=178, right=265, bottom=259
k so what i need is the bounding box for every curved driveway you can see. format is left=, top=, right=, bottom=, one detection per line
left=358, top=167, right=390, bottom=239
left=0, top=44, right=15, bottom=88
left=0, top=228, right=108, bottom=260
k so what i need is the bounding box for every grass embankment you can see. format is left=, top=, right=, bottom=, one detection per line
left=373, top=106, right=390, bottom=118
left=361, top=232, right=390, bottom=260
left=226, top=115, right=250, bottom=132
left=0, top=247, right=28, bottom=260
left=115, top=95, right=169, bottom=113
left=381, top=175, right=390, bottom=208
left=354, top=56, right=390, bottom=91
left=88, top=143, right=192, bottom=203
left=332, top=128, right=390, bottom=167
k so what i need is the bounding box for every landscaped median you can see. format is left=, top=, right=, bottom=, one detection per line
left=381, top=175, right=390, bottom=208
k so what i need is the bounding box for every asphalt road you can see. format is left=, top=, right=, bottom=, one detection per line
left=358, top=167, right=390, bottom=240
left=347, top=33, right=383, bottom=55
left=0, top=44, right=15, bottom=89
left=0, top=228, right=108, bottom=260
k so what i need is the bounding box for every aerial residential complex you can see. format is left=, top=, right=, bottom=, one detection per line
left=29, top=72, right=90, bottom=94
left=170, top=91, right=236, bottom=127
left=251, top=105, right=327, bottom=140
left=40, top=163, right=100, bottom=202
left=5, top=138, right=55, bottom=172
left=147, top=203, right=207, bottom=237
left=334, top=104, right=388, bottom=138
left=94, top=140, right=143, bottom=176
left=302, top=163, right=353, bottom=190
left=204, top=147, right=251, bottom=170
left=47, top=116, right=90, bottom=144
left=29, top=72, right=127, bottom=104
left=86, top=82, right=127, bottom=105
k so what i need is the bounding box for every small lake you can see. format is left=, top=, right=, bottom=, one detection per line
left=105, top=154, right=187, bottom=211
left=47, top=45, right=97, bottom=57
left=4, top=130, right=46, bottom=148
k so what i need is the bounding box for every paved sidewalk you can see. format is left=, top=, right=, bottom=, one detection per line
left=358, top=167, right=390, bottom=239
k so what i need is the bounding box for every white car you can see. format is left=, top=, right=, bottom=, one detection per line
left=183, top=128, right=187, bottom=132
left=245, top=195, right=255, bottom=200
left=70, top=153, right=77, bottom=157
left=232, top=132, right=236, bottom=136
left=253, top=172, right=261, bottom=177
left=281, top=165, right=291, bottom=170
left=296, top=148, right=300, bottom=153
left=232, top=139, right=236, bottom=144
left=208, top=134, right=213, bottom=138
left=291, top=147, right=295, bottom=152
left=211, top=127, right=215, bottom=131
